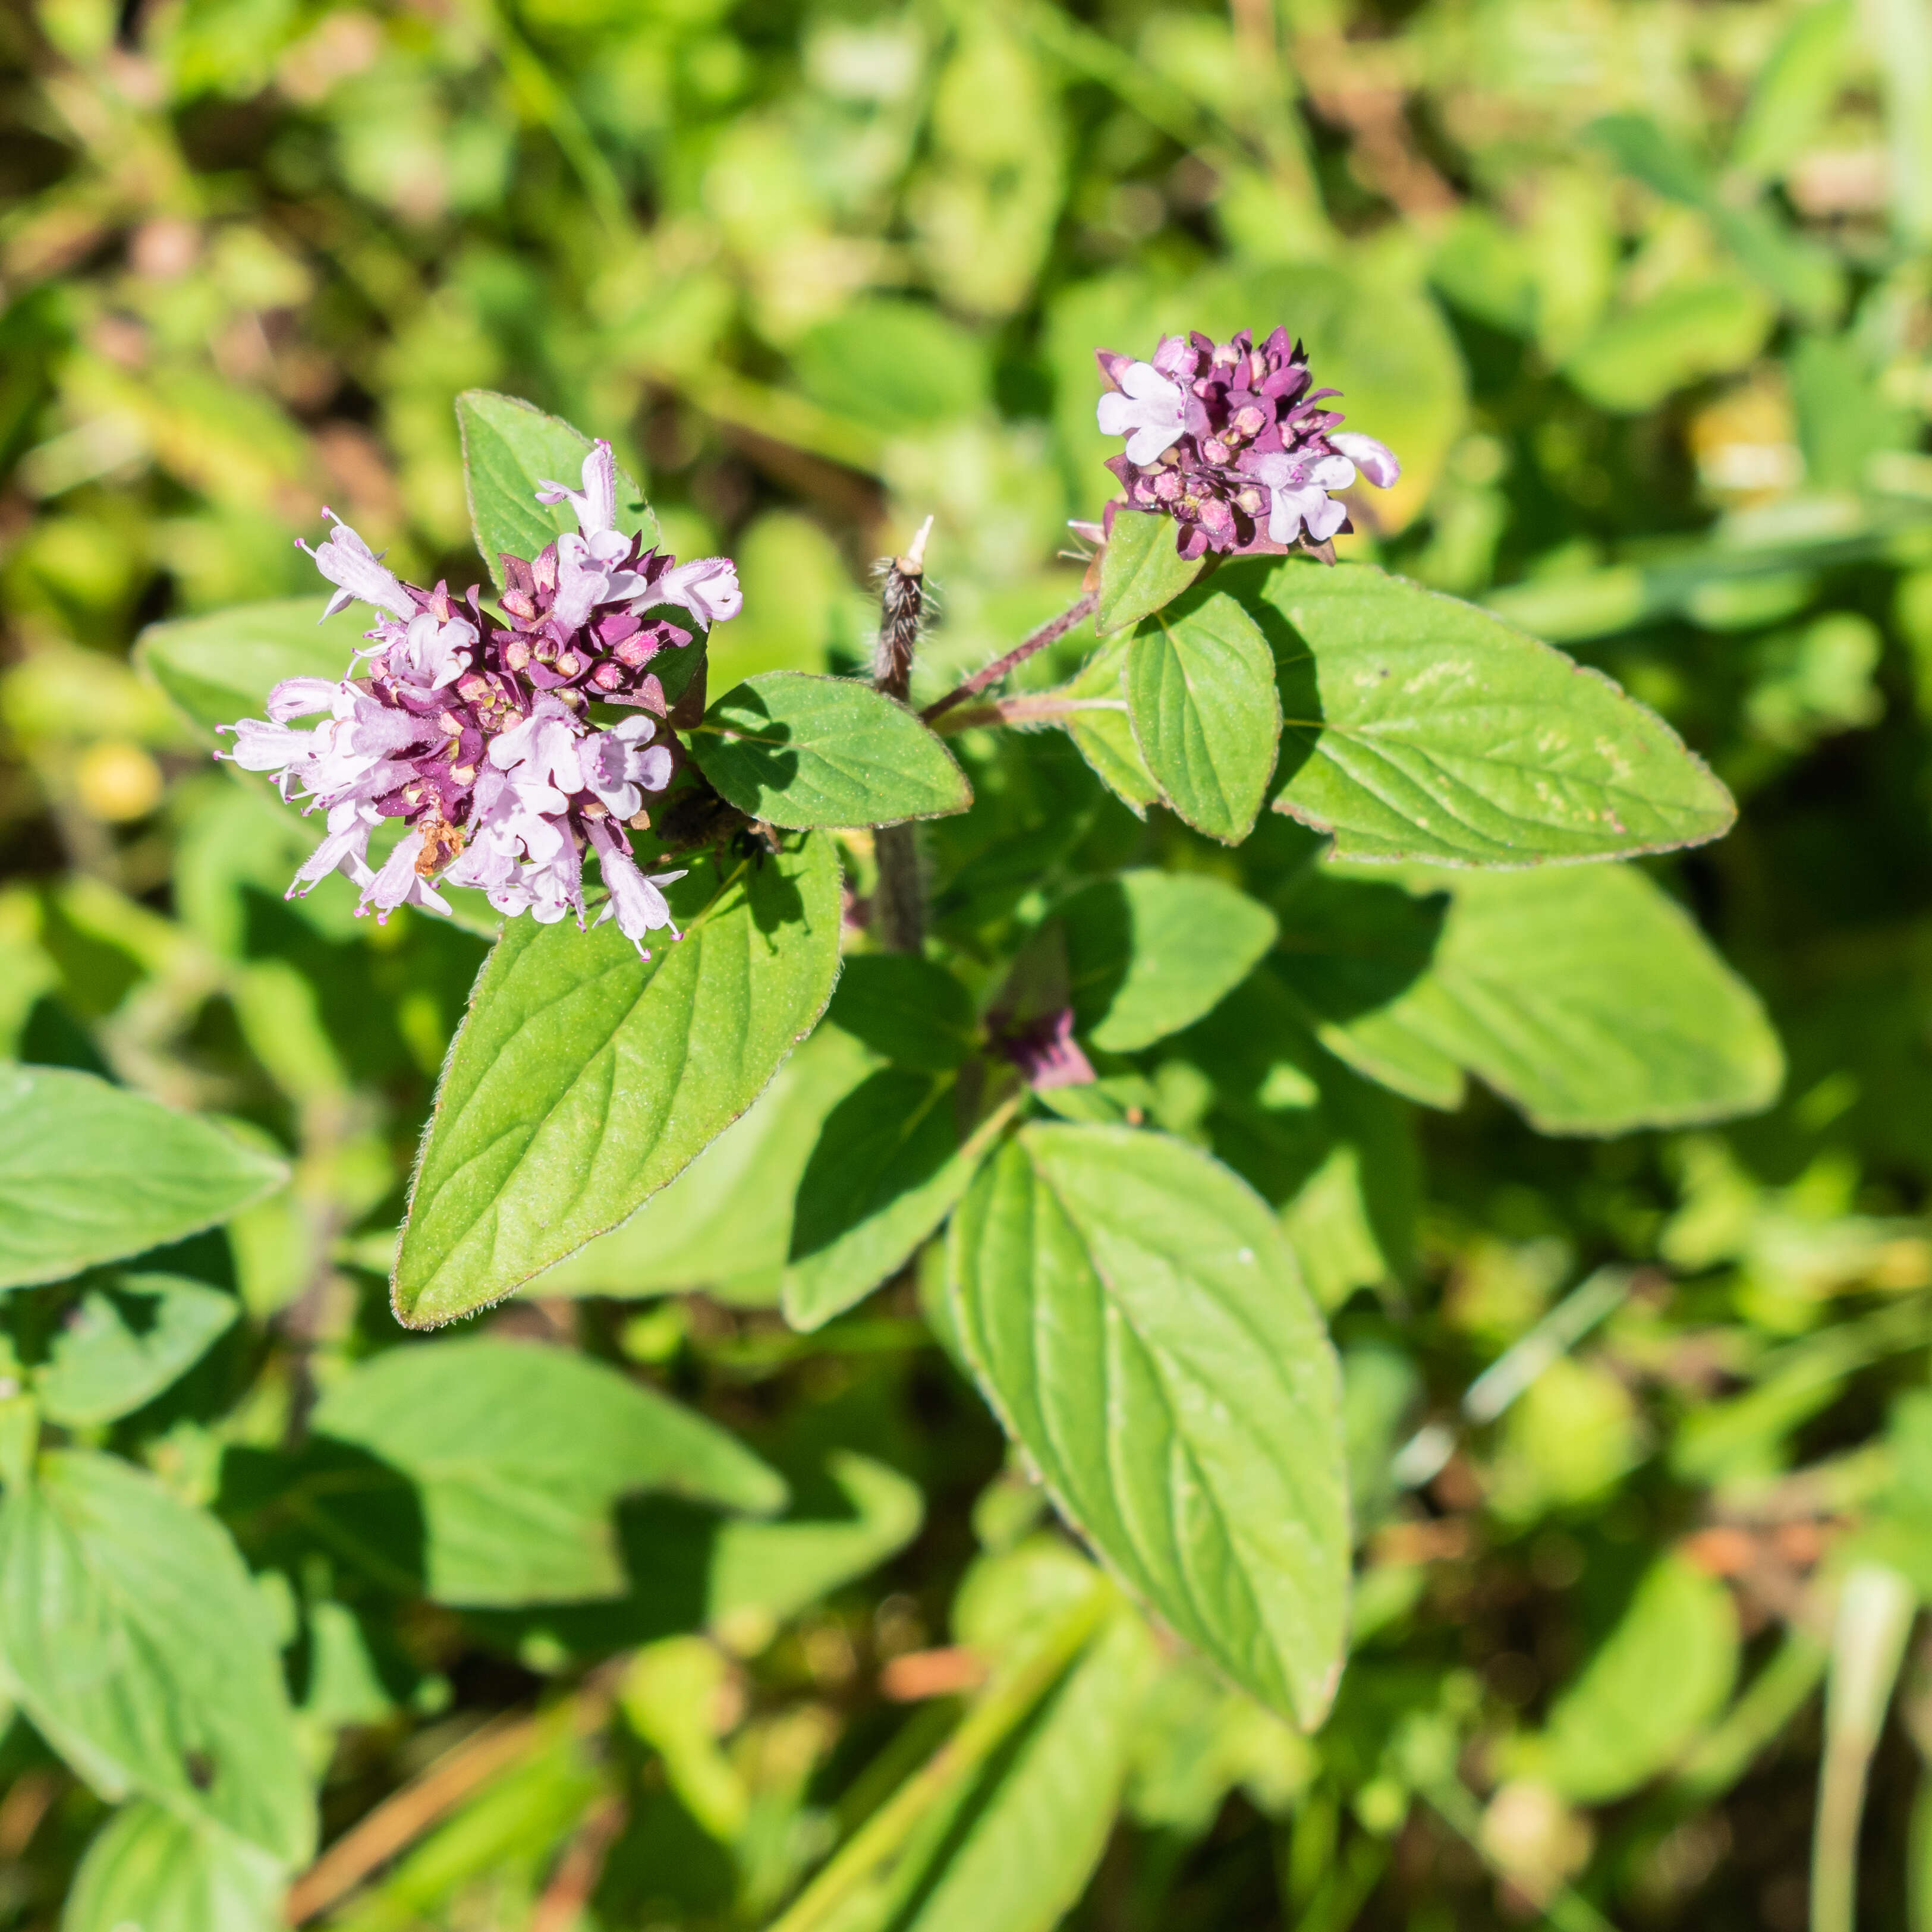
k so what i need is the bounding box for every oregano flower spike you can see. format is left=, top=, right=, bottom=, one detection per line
left=216, top=440, right=742, bottom=958
left=1095, top=327, right=1401, bottom=561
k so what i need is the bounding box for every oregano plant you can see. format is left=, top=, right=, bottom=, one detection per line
left=149, top=322, right=1763, bottom=1789
left=1, top=320, right=1782, bottom=1929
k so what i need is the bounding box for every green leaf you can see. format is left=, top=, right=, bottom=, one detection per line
left=1273, top=863, right=1783, bottom=1133
left=1528, top=1555, right=1739, bottom=1804
left=524, top=1025, right=873, bottom=1305
left=690, top=672, right=971, bottom=830
left=0, top=1450, right=313, bottom=1864
left=36, top=1273, right=238, bottom=1427
left=1562, top=277, right=1774, bottom=414
left=949, top=1125, right=1349, bottom=1726
left=64, top=1802, right=286, bottom=1932
left=1127, top=586, right=1281, bottom=844
left=895, top=1609, right=1160, bottom=1932
left=0, top=1066, right=287, bottom=1292
left=1060, top=870, right=1279, bottom=1052
left=1096, top=508, right=1204, bottom=636
left=392, top=834, right=842, bottom=1326
left=707, top=1451, right=925, bottom=1634
left=1238, top=558, right=1737, bottom=864
left=310, top=1336, right=785, bottom=1606
left=825, top=955, right=979, bottom=1072
left=1054, top=635, right=1161, bottom=817
left=780, top=1072, right=1011, bottom=1332
left=1179, top=968, right=1418, bottom=1310
left=456, top=390, right=656, bottom=590
left=136, top=599, right=362, bottom=741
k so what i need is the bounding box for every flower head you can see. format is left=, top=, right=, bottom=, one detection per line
left=217, top=473, right=739, bottom=952
left=1094, top=327, right=1402, bottom=561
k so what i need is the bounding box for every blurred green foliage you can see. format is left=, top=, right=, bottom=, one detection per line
left=5, top=0, right=1932, bottom=1927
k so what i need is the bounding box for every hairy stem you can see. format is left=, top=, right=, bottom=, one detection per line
left=872, top=518, right=932, bottom=954
left=919, top=591, right=1097, bottom=725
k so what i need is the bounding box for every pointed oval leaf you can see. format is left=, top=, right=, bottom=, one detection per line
left=0, top=1450, right=313, bottom=1864
left=1060, top=870, right=1279, bottom=1052
left=311, top=1337, right=785, bottom=1606
left=0, top=1068, right=287, bottom=1292
left=949, top=1124, right=1349, bottom=1726
left=64, top=1802, right=287, bottom=1932
left=1236, top=557, right=1737, bottom=864
left=137, top=599, right=364, bottom=741
left=393, top=834, right=842, bottom=1326
left=1096, top=508, right=1204, bottom=636
left=1275, top=863, right=1783, bottom=1132
left=690, top=672, right=972, bottom=829
left=36, top=1273, right=239, bottom=1427
left=1127, top=587, right=1282, bottom=844
left=457, top=390, right=656, bottom=589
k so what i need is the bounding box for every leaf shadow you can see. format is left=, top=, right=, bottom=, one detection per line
left=714, top=686, right=800, bottom=789
left=1213, top=557, right=1323, bottom=795
left=788, top=1070, right=956, bottom=1266
left=1272, top=873, right=1449, bottom=1023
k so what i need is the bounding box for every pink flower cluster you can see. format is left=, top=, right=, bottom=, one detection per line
left=1095, top=328, right=1401, bottom=561
left=218, top=442, right=742, bottom=958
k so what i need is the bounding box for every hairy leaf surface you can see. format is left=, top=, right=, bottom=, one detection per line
left=1233, top=558, right=1736, bottom=864
left=691, top=672, right=971, bottom=829
left=949, top=1125, right=1348, bottom=1725
left=457, top=390, right=656, bottom=588
left=1096, top=508, right=1203, bottom=635
left=1127, top=587, right=1281, bottom=843
left=393, top=834, right=841, bottom=1324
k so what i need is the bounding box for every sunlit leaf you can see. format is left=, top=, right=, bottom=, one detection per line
left=1127, top=586, right=1280, bottom=844
left=457, top=390, right=655, bottom=589
left=691, top=673, right=972, bottom=829
left=1273, top=862, right=1783, bottom=1132
left=1096, top=509, right=1203, bottom=637
left=949, top=1125, right=1348, bottom=1725
left=36, top=1273, right=238, bottom=1427
left=1237, top=558, right=1736, bottom=864
left=393, top=835, right=841, bottom=1325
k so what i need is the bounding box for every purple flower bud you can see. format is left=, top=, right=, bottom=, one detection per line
left=1094, top=328, right=1401, bottom=562
left=995, top=1009, right=1096, bottom=1091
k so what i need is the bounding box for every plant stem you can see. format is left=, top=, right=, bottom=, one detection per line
left=920, top=592, right=1097, bottom=725
left=873, top=520, right=933, bottom=954
left=763, top=1587, right=1110, bottom=1932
